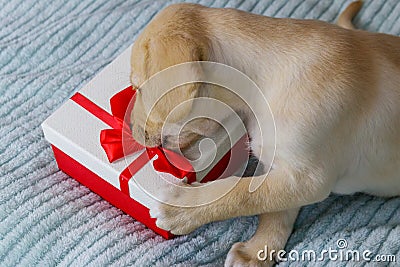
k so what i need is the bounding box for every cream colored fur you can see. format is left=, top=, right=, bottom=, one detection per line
left=129, top=1, right=400, bottom=266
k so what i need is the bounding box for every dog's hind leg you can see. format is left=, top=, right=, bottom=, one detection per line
left=225, top=208, right=299, bottom=267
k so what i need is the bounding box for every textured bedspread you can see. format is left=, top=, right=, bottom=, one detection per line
left=1, top=0, right=399, bottom=266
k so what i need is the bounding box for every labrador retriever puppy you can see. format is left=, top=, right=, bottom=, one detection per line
left=129, top=1, right=400, bottom=266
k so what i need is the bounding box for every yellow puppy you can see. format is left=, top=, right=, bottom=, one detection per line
left=130, top=1, right=400, bottom=266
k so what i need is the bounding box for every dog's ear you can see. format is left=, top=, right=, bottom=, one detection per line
left=146, top=34, right=207, bottom=96
left=135, top=34, right=208, bottom=123
left=150, top=34, right=206, bottom=68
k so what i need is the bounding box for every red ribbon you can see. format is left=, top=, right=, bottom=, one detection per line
left=71, top=86, right=196, bottom=195
left=101, top=87, right=144, bottom=162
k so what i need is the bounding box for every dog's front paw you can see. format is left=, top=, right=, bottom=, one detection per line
left=149, top=181, right=207, bottom=235
left=225, top=242, right=274, bottom=267
left=150, top=202, right=205, bottom=235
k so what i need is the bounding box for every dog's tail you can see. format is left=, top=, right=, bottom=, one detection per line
left=337, top=1, right=363, bottom=30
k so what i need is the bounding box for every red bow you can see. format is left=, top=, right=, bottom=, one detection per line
left=98, top=86, right=196, bottom=182
left=99, top=87, right=144, bottom=162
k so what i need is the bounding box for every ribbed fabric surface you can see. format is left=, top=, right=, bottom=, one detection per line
left=1, top=0, right=399, bottom=266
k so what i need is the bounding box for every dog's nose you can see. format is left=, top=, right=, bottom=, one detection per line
left=144, top=130, right=161, bottom=147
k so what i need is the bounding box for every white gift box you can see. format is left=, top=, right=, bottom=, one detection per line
left=41, top=46, right=249, bottom=238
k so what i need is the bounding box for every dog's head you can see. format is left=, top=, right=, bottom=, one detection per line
left=129, top=4, right=222, bottom=151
